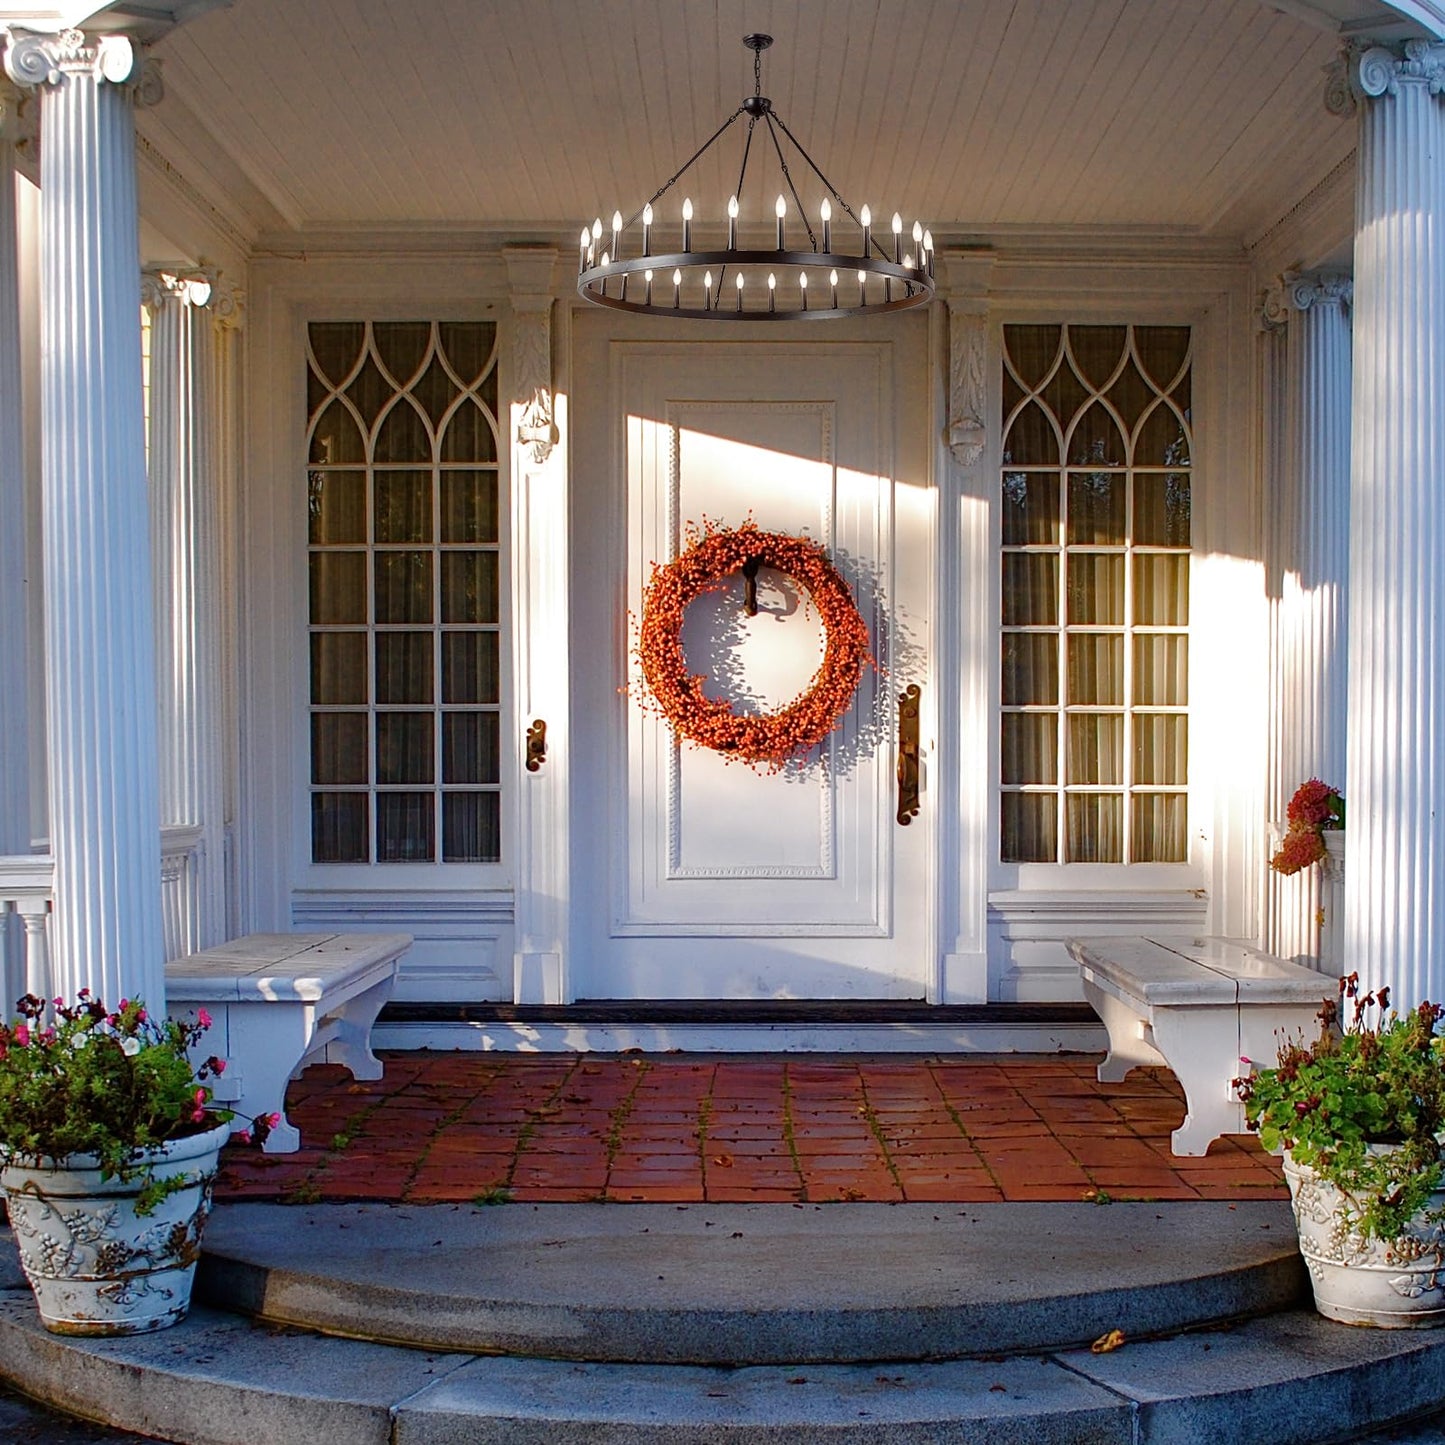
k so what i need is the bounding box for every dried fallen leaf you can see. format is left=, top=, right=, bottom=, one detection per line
left=1091, top=1329, right=1126, bottom=1354
left=711, top=1153, right=734, bottom=1168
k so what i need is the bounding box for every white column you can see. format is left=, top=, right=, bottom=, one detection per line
left=144, top=269, right=238, bottom=952
left=1262, top=272, right=1352, bottom=967
left=4, top=29, right=165, bottom=1008
left=504, top=245, right=571, bottom=1004
left=1331, top=40, right=1445, bottom=1007
left=0, top=78, right=29, bottom=864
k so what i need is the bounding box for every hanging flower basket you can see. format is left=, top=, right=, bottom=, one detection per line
left=636, top=520, right=872, bottom=770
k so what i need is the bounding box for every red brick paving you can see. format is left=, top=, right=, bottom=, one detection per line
left=213, top=1052, right=1287, bottom=1207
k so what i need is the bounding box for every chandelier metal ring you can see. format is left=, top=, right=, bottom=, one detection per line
left=578, top=34, right=935, bottom=322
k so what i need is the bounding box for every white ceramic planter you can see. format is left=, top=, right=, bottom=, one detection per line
left=1, top=1118, right=229, bottom=1335
left=1284, top=1148, right=1445, bottom=1327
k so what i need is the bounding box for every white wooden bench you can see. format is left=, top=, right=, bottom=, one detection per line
left=1066, top=935, right=1332, bottom=1157
left=166, top=932, right=410, bottom=1154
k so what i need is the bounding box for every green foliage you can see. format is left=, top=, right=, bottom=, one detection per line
left=1235, top=977, right=1445, bottom=1241
left=0, top=992, right=229, bottom=1214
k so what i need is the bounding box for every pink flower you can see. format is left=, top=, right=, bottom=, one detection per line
left=119, top=998, right=129, bottom=1012
left=265, top=1112, right=281, bottom=1128
left=13, top=1023, right=28, bottom=1047
left=136, top=1008, right=146, bottom=1022
left=236, top=1129, right=252, bottom=1145
left=196, top=1007, right=213, bottom=1029
left=213, top=1058, right=226, bottom=1074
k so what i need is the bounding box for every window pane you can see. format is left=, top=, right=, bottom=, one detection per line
left=312, top=793, right=368, bottom=863
left=443, top=712, right=500, bottom=784
left=308, top=470, right=366, bottom=543
left=377, top=792, right=434, bottom=862
left=443, top=792, right=501, bottom=863
left=1002, top=713, right=1057, bottom=785
left=442, top=632, right=500, bottom=704
left=1134, top=714, right=1187, bottom=785
left=1133, top=473, right=1190, bottom=546
left=1136, top=403, right=1191, bottom=467
left=1066, top=554, right=1123, bottom=625
left=1066, top=794, right=1122, bottom=863
left=1066, top=633, right=1123, bottom=705
left=377, top=713, right=434, bottom=784
left=308, top=400, right=364, bottom=466
left=1002, top=401, right=1059, bottom=466
left=1067, top=714, right=1123, bottom=785
left=442, top=471, right=498, bottom=543
left=1003, top=553, right=1057, bottom=626
left=1132, top=793, right=1187, bottom=862
left=1002, top=633, right=1058, bottom=706
left=1133, top=554, right=1188, bottom=626
left=373, top=322, right=431, bottom=387
left=1067, top=402, right=1124, bottom=467
left=375, top=551, right=432, bottom=623
left=1067, top=472, right=1124, bottom=545
left=1002, top=472, right=1059, bottom=546
left=1134, top=633, right=1188, bottom=705
left=310, top=553, right=367, bottom=624
left=375, top=632, right=434, bottom=704
left=442, top=399, right=497, bottom=463
left=442, top=551, right=498, bottom=624
left=309, top=323, right=366, bottom=387
left=311, top=632, right=368, bottom=704
left=1070, top=326, right=1126, bottom=389
left=439, top=322, right=497, bottom=387
left=311, top=713, right=368, bottom=785
left=374, top=399, right=432, bottom=464
left=374, top=471, right=432, bottom=543
left=1002, top=793, right=1057, bottom=863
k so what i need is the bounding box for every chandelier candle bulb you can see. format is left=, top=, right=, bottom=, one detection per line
left=912, top=220, right=923, bottom=254
left=728, top=195, right=739, bottom=249
left=830, top=268, right=839, bottom=307
left=736, top=271, right=745, bottom=312
left=799, top=271, right=808, bottom=311
left=768, top=271, right=777, bottom=312
left=923, top=229, right=934, bottom=277
left=579, top=227, right=589, bottom=273
left=600, top=251, right=610, bottom=296
left=892, top=212, right=903, bottom=263
left=642, top=203, right=653, bottom=257
left=644, top=268, right=653, bottom=305
left=861, top=204, right=871, bottom=257
left=821, top=197, right=832, bottom=251
left=775, top=194, right=787, bottom=249
left=673, top=268, right=682, bottom=308
left=681, top=197, right=693, bottom=251
left=612, top=210, right=622, bottom=256
left=705, top=270, right=714, bottom=310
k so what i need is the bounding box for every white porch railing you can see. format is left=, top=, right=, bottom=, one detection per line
left=0, top=826, right=205, bottom=1011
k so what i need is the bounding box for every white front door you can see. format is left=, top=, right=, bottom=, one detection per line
left=571, top=323, right=933, bottom=1000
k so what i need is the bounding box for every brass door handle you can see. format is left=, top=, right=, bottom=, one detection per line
left=896, top=684, right=920, bottom=826
left=525, top=718, right=547, bottom=772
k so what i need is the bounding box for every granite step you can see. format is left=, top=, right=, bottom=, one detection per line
left=195, top=1199, right=1307, bottom=1363
left=3, top=1201, right=1445, bottom=1444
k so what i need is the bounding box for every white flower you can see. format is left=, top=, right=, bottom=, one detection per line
left=68, top=1032, right=87, bottom=1051
left=121, top=1037, right=141, bottom=1057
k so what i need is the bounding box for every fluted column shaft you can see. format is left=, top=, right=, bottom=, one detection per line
left=145, top=273, right=231, bottom=950
left=1339, top=41, right=1445, bottom=1007
left=5, top=30, right=164, bottom=1008
left=1264, top=276, right=1352, bottom=965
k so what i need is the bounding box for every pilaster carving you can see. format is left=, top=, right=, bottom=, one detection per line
left=503, top=245, right=559, bottom=465
left=1263, top=270, right=1352, bottom=330
left=947, top=303, right=987, bottom=467
left=1326, top=39, right=1445, bottom=116
left=1259, top=279, right=1290, bottom=334
left=938, top=249, right=995, bottom=470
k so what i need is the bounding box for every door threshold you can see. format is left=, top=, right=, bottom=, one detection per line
left=373, top=1000, right=1105, bottom=1055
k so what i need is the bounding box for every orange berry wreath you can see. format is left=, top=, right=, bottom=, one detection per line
left=637, top=520, right=872, bottom=770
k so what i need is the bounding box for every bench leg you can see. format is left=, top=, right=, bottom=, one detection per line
left=1082, top=982, right=1167, bottom=1083
left=319, top=973, right=393, bottom=1082
left=218, top=1001, right=313, bottom=1154
left=1148, top=1007, right=1245, bottom=1157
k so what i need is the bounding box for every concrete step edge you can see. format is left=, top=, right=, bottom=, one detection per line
left=4, top=1293, right=1445, bottom=1445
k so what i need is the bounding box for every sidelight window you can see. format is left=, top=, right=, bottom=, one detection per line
left=1000, top=323, right=1191, bottom=864
left=305, top=320, right=503, bottom=865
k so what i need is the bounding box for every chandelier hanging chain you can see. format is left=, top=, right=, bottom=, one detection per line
left=577, top=33, right=935, bottom=321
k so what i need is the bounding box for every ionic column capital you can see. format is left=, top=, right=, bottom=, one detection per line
left=140, top=264, right=243, bottom=326
left=1326, top=38, right=1445, bottom=117
left=2, top=27, right=162, bottom=105
left=1263, top=270, right=1353, bottom=330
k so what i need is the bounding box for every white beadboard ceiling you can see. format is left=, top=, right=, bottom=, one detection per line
left=145, top=0, right=1355, bottom=246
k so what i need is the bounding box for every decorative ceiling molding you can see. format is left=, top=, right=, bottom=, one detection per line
left=1261, top=0, right=1445, bottom=38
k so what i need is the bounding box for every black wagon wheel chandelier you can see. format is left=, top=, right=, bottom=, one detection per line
left=577, top=34, right=935, bottom=322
